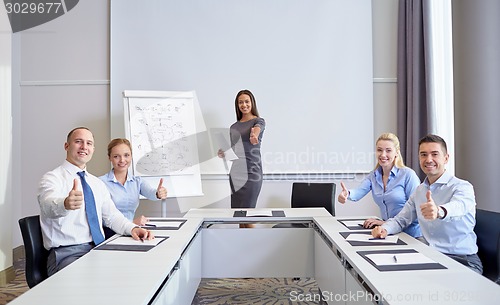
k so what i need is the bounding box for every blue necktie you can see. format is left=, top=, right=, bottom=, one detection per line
left=77, top=171, right=105, bottom=245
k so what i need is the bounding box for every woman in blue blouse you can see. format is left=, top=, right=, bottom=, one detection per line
left=100, top=138, right=167, bottom=238
left=338, top=133, right=421, bottom=238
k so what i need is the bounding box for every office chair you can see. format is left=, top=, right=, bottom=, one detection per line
left=18, top=215, right=50, bottom=288
left=273, top=182, right=336, bottom=228
left=474, top=208, right=500, bottom=284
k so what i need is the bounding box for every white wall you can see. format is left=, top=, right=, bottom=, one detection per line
left=11, top=0, right=399, bottom=248
left=11, top=0, right=111, bottom=248
left=111, top=0, right=375, bottom=174
left=372, top=0, right=398, bottom=136
left=1, top=3, right=13, bottom=273
left=140, top=0, right=400, bottom=218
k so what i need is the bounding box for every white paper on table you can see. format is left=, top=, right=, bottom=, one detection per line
left=366, top=252, right=436, bottom=266
left=145, top=221, right=184, bottom=228
left=346, top=234, right=399, bottom=243
left=106, top=236, right=165, bottom=246
left=246, top=210, right=274, bottom=217
left=341, top=220, right=365, bottom=227
left=148, top=230, right=171, bottom=238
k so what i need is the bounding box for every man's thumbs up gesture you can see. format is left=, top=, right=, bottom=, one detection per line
left=64, top=178, right=84, bottom=210
left=420, top=190, right=439, bottom=220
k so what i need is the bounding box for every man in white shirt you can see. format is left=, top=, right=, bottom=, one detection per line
left=38, top=127, right=153, bottom=276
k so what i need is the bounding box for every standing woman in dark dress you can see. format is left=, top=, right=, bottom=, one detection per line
left=218, top=90, right=265, bottom=226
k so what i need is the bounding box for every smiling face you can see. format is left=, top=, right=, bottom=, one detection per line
left=419, top=142, right=449, bottom=184
left=376, top=140, right=397, bottom=169
left=65, top=128, right=94, bottom=169
left=109, top=143, right=132, bottom=174
left=237, top=94, right=252, bottom=117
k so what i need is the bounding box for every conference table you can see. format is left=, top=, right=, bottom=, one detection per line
left=9, top=208, right=500, bottom=305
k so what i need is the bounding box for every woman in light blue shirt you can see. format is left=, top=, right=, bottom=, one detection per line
left=338, top=133, right=421, bottom=238
left=100, top=138, right=167, bottom=238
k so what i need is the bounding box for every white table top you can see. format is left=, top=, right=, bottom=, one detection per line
left=313, top=216, right=500, bottom=305
left=9, top=218, right=203, bottom=305
left=10, top=211, right=500, bottom=305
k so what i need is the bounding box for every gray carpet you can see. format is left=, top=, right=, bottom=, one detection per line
left=192, top=278, right=327, bottom=305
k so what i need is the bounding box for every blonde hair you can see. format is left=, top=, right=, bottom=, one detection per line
left=107, top=138, right=132, bottom=157
left=374, top=133, right=406, bottom=170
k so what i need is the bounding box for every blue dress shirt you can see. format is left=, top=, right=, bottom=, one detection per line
left=383, top=170, right=478, bottom=256
left=99, top=170, right=159, bottom=221
left=348, top=166, right=421, bottom=237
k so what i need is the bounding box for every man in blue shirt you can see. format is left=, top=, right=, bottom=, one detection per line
left=372, top=134, right=483, bottom=274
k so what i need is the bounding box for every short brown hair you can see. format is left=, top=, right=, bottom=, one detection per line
left=418, top=134, right=448, bottom=154
left=66, top=127, right=92, bottom=142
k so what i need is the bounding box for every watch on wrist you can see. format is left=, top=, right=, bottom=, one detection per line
left=437, top=206, right=445, bottom=219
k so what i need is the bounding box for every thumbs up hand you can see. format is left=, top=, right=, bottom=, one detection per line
left=420, top=190, right=438, bottom=220
left=338, top=182, right=349, bottom=204
left=249, top=127, right=259, bottom=145
left=156, top=178, right=167, bottom=199
left=64, top=179, right=84, bottom=210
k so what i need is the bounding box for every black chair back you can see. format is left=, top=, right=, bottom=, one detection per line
left=18, top=215, right=49, bottom=288
left=273, top=182, right=336, bottom=229
left=291, top=182, right=336, bottom=216
left=474, top=208, right=500, bottom=284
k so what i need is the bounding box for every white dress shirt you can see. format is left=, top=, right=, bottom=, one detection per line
left=38, top=160, right=136, bottom=249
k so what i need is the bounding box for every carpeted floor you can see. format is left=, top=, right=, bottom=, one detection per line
left=1, top=255, right=326, bottom=305
left=192, top=278, right=326, bottom=305
left=0, top=257, right=29, bottom=305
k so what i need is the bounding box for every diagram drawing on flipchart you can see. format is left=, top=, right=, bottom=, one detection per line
left=128, top=96, right=198, bottom=177
left=123, top=90, right=203, bottom=201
